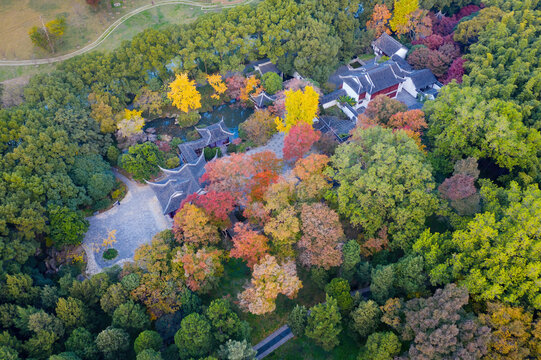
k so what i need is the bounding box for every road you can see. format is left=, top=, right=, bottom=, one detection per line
left=0, top=0, right=252, bottom=67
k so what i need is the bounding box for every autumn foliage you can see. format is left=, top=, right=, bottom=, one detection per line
left=207, top=74, right=227, bottom=100
left=283, top=123, right=321, bottom=162
left=275, top=86, right=319, bottom=133
left=240, top=76, right=262, bottom=101
left=168, top=73, right=202, bottom=113
left=230, top=223, right=270, bottom=268
left=174, top=245, right=223, bottom=293
left=298, top=203, right=344, bottom=269
left=367, top=4, right=392, bottom=37
left=181, top=191, right=236, bottom=229
left=202, top=151, right=281, bottom=205
left=238, top=255, right=302, bottom=315
left=293, top=154, right=332, bottom=201
left=173, top=204, right=219, bottom=246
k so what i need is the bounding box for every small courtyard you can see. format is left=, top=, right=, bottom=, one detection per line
left=82, top=170, right=171, bottom=275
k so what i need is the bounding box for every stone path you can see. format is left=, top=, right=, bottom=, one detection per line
left=83, top=170, right=171, bottom=275
left=0, top=0, right=254, bottom=66
left=246, top=132, right=285, bottom=159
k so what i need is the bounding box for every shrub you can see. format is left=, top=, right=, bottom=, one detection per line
left=204, top=147, right=222, bottom=161
left=165, top=156, right=180, bottom=169
left=103, top=249, right=118, bottom=260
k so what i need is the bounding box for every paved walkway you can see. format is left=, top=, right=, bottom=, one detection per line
left=83, top=170, right=171, bottom=275
left=246, top=132, right=285, bottom=159
left=0, top=0, right=253, bottom=66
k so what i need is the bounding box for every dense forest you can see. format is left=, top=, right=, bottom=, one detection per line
left=0, top=0, right=540, bottom=358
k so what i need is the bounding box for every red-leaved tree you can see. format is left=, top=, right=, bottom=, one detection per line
left=202, top=151, right=282, bottom=205
left=283, top=123, right=321, bottom=162
left=230, top=223, right=270, bottom=268
left=181, top=191, right=236, bottom=229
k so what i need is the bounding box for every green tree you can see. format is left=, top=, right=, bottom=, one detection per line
left=330, top=126, right=439, bottom=251
left=65, top=327, right=99, bottom=360
left=261, top=72, right=283, bottom=95
left=341, top=240, right=361, bottom=279
left=112, top=301, right=150, bottom=333
left=414, top=181, right=541, bottom=310
left=95, top=328, right=130, bottom=359
left=325, top=278, right=354, bottom=314
left=370, top=265, right=395, bottom=304
left=134, top=330, right=163, bottom=354
left=305, top=295, right=342, bottom=351
left=288, top=18, right=342, bottom=84
left=55, top=297, right=86, bottom=329
left=351, top=300, right=381, bottom=338
left=205, top=299, right=246, bottom=343
left=136, top=349, right=162, bottom=360
left=120, top=142, right=164, bottom=181
left=288, top=305, right=308, bottom=337
left=424, top=84, right=541, bottom=177
left=217, top=340, right=256, bottom=360
left=358, top=332, right=401, bottom=360
left=100, top=283, right=128, bottom=314
left=174, top=313, right=212, bottom=358
left=48, top=206, right=89, bottom=247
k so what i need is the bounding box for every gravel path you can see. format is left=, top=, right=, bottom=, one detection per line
left=0, top=0, right=254, bottom=66
left=83, top=170, right=171, bottom=275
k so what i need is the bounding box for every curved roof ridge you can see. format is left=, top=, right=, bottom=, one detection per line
left=218, top=118, right=235, bottom=136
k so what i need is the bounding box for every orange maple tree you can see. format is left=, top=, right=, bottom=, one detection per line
left=367, top=4, right=392, bottom=37
left=238, top=255, right=302, bottom=315
left=230, top=223, right=270, bottom=268
left=173, top=245, right=224, bottom=293
left=292, top=154, right=332, bottom=202
left=181, top=191, right=236, bottom=229
left=173, top=203, right=219, bottom=246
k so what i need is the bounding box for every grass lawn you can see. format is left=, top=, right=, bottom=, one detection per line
left=0, top=63, right=56, bottom=83
left=267, top=332, right=361, bottom=360
left=93, top=4, right=202, bottom=53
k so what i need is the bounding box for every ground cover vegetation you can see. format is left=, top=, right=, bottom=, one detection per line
left=0, top=0, right=541, bottom=358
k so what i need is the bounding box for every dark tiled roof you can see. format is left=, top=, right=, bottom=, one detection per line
left=390, top=54, right=413, bottom=71
left=344, top=103, right=359, bottom=119
left=321, top=89, right=347, bottom=104
left=318, top=116, right=356, bottom=142
left=366, top=66, right=403, bottom=94
left=410, top=69, right=437, bottom=90
left=258, top=62, right=280, bottom=75
left=342, top=77, right=364, bottom=94
left=373, top=33, right=406, bottom=56
left=178, top=120, right=233, bottom=163
left=147, top=154, right=207, bottom=214
left=251, top=91, right=276, bottom=107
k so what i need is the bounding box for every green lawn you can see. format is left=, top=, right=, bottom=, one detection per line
left=93, top=4, right=202, bottom=53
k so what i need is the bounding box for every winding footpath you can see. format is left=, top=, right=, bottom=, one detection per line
left=0, top=0, right=252, bottom=67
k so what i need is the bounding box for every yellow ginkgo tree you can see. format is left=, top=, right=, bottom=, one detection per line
left=207, top=74, right=227, bottom=100
left=168, top=73, right=202, bottom=113
left=275, top=86, right=320, bottom=133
